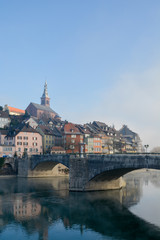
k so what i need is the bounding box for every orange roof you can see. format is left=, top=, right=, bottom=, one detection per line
left=8, top=106, right=25, bottom=114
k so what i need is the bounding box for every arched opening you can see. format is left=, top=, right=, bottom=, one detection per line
left=85, top=168, right=142, bottom=191
left=0, top=163, right=14, bottom=175
left=31, top=161, right=69, bottom=178
left=3, top=163, right=13, bottom=170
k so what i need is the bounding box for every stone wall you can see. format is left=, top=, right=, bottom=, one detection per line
left=17, top=154, right=160, bottom=191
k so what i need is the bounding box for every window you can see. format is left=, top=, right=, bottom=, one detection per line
left=71, top=139, right=75, bottom=143
left=23, top=137, right=28, bottom=140
left=23, top=142, right=28, bottom=146
left=18, top=148, right=21, bottom=152
left=3, top=147, right=12, bottom=151
left=71, top=135, right=76, bottom=138
left=17, top=136, right=22, bottom=140
left=17, top=142, right=22, bottom=145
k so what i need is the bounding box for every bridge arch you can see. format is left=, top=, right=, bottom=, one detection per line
left=85, top=168, right=142, bottom=191
left=3, top=163, right=13, bottom=170
left=30, top=161, right=69, bottom=177
left=65, top=154, right=160, bottom=191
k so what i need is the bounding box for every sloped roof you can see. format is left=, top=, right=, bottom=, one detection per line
left=24, top=116, right=39, bottom=124
left=119, top=125, right=137, bottom=137
left=20, top=125, right=39, bottom=133
left=86, top=123, right=103, bottom=134
left=6, top=124, right=40, bottom=137
left=63, top=122, right=81, bottom=134
left=8, top=106, right=25, bottom=114
left=75, top=124, right=91, bottom=134
left=30, top=102, right=58, bottom=115
left=38, top=125, right=62, bottom=137
left=93, top=121, right=108, bottom=128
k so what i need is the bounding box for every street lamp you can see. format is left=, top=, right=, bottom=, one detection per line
left=144, top=144, right=149, bottom=153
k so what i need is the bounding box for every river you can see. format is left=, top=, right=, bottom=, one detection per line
left=0, top=169, right=160, bottom=240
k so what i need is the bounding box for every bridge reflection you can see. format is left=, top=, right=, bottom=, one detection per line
left=0, top=173, right=160, bottom=239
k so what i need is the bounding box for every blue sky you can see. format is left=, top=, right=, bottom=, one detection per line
left=1, top=0, right=160, bottom=148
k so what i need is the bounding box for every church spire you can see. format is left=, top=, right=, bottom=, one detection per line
left=41, top=82, right=50, bottom=107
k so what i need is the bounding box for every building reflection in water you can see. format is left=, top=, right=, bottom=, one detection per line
left=0, top=170, right=159, bottom=240
left=13, top=198, right=41, bottom=220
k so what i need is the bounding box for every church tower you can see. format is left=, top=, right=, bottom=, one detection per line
left=41, top=82, right=50, bottom=107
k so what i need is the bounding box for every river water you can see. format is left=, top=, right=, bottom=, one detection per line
left=0, top=170, right=160, bottom=240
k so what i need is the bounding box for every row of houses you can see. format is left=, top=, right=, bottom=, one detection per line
left=0, top=110, right=143, bottom=157
left=0, top=83, right=143, bottom=157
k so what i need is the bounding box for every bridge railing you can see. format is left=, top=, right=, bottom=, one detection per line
left=21, top=152, right=160, bottom=161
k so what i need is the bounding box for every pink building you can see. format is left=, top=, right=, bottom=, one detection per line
left=0, top=145, right=15, bottom=157
left=5, top=125, right=43, bottom=157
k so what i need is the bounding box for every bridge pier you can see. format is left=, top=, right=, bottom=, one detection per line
left=18, top=156, right=30, bottom=177
left=69, top=157, right=89, bottom=191
left=69, top=157, right=126, bottom=191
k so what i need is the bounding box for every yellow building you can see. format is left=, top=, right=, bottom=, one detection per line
left=37, top=125, right=62, bottom=154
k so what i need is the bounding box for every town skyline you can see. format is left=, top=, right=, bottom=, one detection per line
left=1, top=1, right=160, bottom=149
left=0, top=80, right=157, bottom=151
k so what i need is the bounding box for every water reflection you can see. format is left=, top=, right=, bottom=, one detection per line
left=0, top=171, right=159, bottom=240
left=125, top=170, right=160, bottom=228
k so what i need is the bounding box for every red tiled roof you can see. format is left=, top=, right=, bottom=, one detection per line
left=64, top=122, right=81, bottom=134
left=8, top=106, right=25, bottom=114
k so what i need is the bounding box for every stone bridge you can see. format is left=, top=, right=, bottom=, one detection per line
left=17, top=153, right=160, bottom=191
